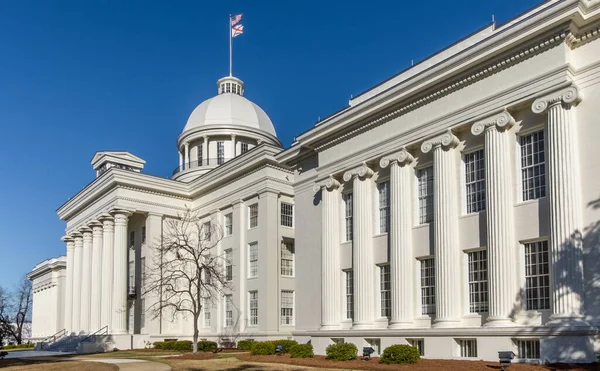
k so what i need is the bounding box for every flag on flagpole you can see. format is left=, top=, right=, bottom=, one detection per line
left=231, top=13, right=243, bottom=26
left=232, top=24, right=244, bottom=37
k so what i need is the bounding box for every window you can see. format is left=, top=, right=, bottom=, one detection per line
left=420, top=258, right=435, bottom=315
left=520, top=131, right=546, bottom=201
left=378, top=181, right=390, bottom=233
left=281, top=241, right=294, bottom=276
left=142, top=226, right=146, bottom=245
left=281, top=203, right=294, bottom=227
left=516, top=339, right=540, bottom=359
left=129, top=231, right=135, bottom=248
left=467, top=250, right=488, bottom=313
left=344, top=193, right=353, bottom=241
left=281, top=290, right=294, bottom=325
left=128, top=303, right=134, bottom=333
left=224, top=295, right=233, bottom=327
left=366, top=339, right=381, bottom=355
left=241, top=142, right=249, bottom=154
left=140, top=299, right=146, bottom=329
left=417, top=167, right=434, bottom=224
left=225, top=249, right=233, bottom=281
left=380, top=265, right=391, bottom=318
left=249, top=204, right=258, bottom=228
left=249, top=242, right=258, bottom=278
left=140, top=257, right=146, bottom=289
left=458, top=339, right=477, bottom=357
left=197, top=143, right=203, bottom=165
left=203, top=221, right=211, bottom=240
left=217, top=141, right=225, bottom=164
left=249, top=291, right=258, bottom=326
left=407, top=339, right=424, bottom=356
left=465, top=149, right=486, bottom=213
left=128, top=261, right=135, bottom=292
left=345, top=270, right=354, bottom=320
left=331, top=338, right=344, bottom=344
left=224, top=213, right=233, bottom=236
left=524, top=241, right=550, bottom=310
left=203, top=299, right=211, bottom=327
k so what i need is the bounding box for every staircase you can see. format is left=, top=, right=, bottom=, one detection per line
left=43, top=334, right=89, bottom=352
left=37, top=326, right=112, bottom=354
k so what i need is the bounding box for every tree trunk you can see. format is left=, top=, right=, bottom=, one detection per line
left=192, top=314, right=199, bottom=353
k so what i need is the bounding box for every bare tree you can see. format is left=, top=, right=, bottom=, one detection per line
left=0, top=276, right=32, bottom=345
left=144, top=208, right=230, bottom=353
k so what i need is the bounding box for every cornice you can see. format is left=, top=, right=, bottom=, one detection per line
left=471, top=109, right=516, bottom=136
left=379, top=148, right=414, bottom=168
left=177, top=124, right=282, bottom=149
left=532, top=84, right=582, bottom=113
left=343, top=162, right=374, bottom=182
left=566, top=22, right=600, bottom=48
left=421, top=129, right=460, bottom=153
left=312, top=176, right=341, bottom=193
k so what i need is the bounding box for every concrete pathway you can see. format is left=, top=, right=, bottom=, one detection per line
left=83, top=358, right=172, bottom=371
left=3, top=350, right=73, bottom=358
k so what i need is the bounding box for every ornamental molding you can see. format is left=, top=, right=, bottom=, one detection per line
left=471, top=110, right=516, bottom=136
left=531, top=85, right=582, bottom=114
left=343, top=163, right=374, bottom=182
left=61, top=235, right=74, bottom=243
left=312, top=176, right=341, bottom=193
left=313, top=27, right=569, bottom=152
left=566, top=21, right=600, bottom=47
left=421, top=130, right=460, bottom=153
left=117, top=185, right=191, bottom=202
left=379, top=148, right=414, bottom=168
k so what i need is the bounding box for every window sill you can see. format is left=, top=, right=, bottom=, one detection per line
left=459, top=211, right=485, bottom=219
left=281, top=275, right=295, bottom=279
left=248, top=227, right=258, bottom=231
left=247, top=277, right=258, bottom=280
left=341, top=241, right=352, bottom=246
left=413, top=223, right=431, bottom=230
left=281, top=225, right=294, bottom=229
left=373, top=232, right=388, bottom=238
left=515, top=196, right=546, bottom=207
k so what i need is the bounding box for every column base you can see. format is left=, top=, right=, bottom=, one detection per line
left=432, top=318, right=461, bottom=328
left=320, top=324, right=341, bottom=331
left=546, top=314, right=588, bottom=327
left=111, top=330, right=129, bottom=336
left=483, top=317, right=517, bottom=328
left=388, top=320, right=415, bottom=329
left=351, top=322, right=374, bottom=330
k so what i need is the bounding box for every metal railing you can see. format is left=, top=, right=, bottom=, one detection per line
left=80, top=325, right=108, bottom=344
left=172, top=157, right=233, bottom=176
left=39, top=329, right=67, bottom=350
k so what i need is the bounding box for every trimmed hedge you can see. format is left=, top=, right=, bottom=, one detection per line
left=380, top=344, right=420, bottom=364
left=197, top=340, right=217, bottom=352
left=3, top=343, right=35, bottom=350
left=152, top=340, right=216, bottom=352
left=251, top=341, right=276, bottom=355
left=266, top=339, right=298, bottom=353
left=290, top=343, right=314, bottom=358
left=326, top=343, right=357, bottom=361
left=237, top=339, right=254, bottom=351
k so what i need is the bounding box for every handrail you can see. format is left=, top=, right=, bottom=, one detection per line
left=79, top=325, right=108, bottom=344
left=39, top=329, right=67, bottom=350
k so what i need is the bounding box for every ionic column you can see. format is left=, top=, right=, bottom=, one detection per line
left=62, top=236, right=75, bottom=333
left=80, top=228, right=93, bottom=333
left=89, top=221, right=104, bottom=331
left=203, top=135, right=209, bottom=165
left=532, top=86, right=584, bottom=322
left=111, top=210, right=131, bottom=334
left=472, top=111, right=518, bottom=327
left=184, top=142, right=190, bottom=168
left=179, top=151, right=183, bottom=168
left=380, top=148, right=415, bottom=328
left=99, top=215, right=115, bottom=332
left=343, top=163, right=375, bottom=329
left=231, top=134, right=237, bottom=158
left=421, top=130, right=461, bottom=327
left=313, top=176, right=342, bottom=330
left=72, top=232, right=83, bottom=333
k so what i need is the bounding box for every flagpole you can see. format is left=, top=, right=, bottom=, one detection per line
left=229, top=14, right=232, bottom=77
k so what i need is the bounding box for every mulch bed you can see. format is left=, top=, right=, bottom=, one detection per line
left=168, top=352, right=217, bottom=360
left=236, top=354, right=598, bottom=370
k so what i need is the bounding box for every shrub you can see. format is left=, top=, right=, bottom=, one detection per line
left=290, top=343, right=314, bottom=358
left=173, top=340, right=193, bottom=351
left=380, top=344, right=421, bottom=364
left=153, top=341, right=165, bottom=349
left=4, top=343, right=35, bottom=349
left=251, top=341, right=276, bottom=355
left=237, top=340, right=254, bottom=351
left=262, top=339, right=298, bottom=353
left=325, top=343, right=357, bottom=361
left=197, top=340, right=217, bottom=352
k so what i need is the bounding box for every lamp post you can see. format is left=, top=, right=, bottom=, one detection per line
left=498, top=351, right=516, bottom=370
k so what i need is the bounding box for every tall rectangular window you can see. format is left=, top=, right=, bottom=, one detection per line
left=224, top=213, right=233, bottom=236
left=224, top=295, right=233, bottom=327
left=128, top=261, right=135, bottom=293
left=142, top=226, right=146, bottom=244
left=420, top=258, right=435, bottom=315
left=249, top=291, right=258, bottom=326
left=281, top=203, right=294, bottom=227
left=129, top=231, right=135, bottom=248
left=281, top=241, right=294, bottom=276
left=524, top=241, right=550, bottom=310
left=516, top=339, right=540, bottom=359
left=520, top=131, right=546, bottom=201
left=345, top=270, right=354, bottom=320
left=197, top=143, right=203, bottom=165
left=241, top=142, right=249, bottom=154
left=465, top=149, right=486, bottom=213
left=458, top=339, right=477, bottom=357
left=281, top=290, right=294, bottom=325
left=417, top=167, right=434, bottom=224
left=407, top=339, right=424, bottom=356
left=225, top=249, right=233, bottom=281
left=203, top=221, right=211, bottom=240
left=344, top=193, right=353, bottom=241
left=217, top=141, right=225, bottom=164
left=249, top=242, right=258, bottom=278
left=378, top=181, right=390, bottom=233
left=203, top=298, right=211, bottom=328
left=249, top=204, right=258, bottom=228
left=467, top=250, right=488, bottom=313
left=380, top=265, right=391, bottom=318
left=140, top=257, right=146, bottom=289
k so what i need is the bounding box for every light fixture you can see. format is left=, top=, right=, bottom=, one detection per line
left=498, top=351, right=516, bottom=370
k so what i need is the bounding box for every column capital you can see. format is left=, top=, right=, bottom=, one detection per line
left=71, top=231, right=83, bottom=240
left=88, top=220, right=103, bottom=233
left=79, top=227, right=92, bottom=238
left=110, top=209, right=132, bottom=225
left=231, top=134, right=236, bottom=139
left=421, top=129, right=459, bottom=153
left=61, top=235, right=74, bottom=243
left=532, top=85, right=582, bottom=114
left=98, top=213, right=113, bottom=222
left=343, top=162, right=374, bottom=182
left=471, top=110, right=515, bottom=136
left=313, top=176, right=341, bottom=193
left=203, top=134, right=209, bottom=140
left=184, top=142, right=190, bottom=148
left=379, top=147, right=414, bottom=168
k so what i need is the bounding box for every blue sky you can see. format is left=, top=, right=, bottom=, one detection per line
left=0, top=0, right=541, bottom=287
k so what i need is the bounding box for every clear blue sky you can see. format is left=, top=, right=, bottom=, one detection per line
left=0, top=0, right=540, bottom=287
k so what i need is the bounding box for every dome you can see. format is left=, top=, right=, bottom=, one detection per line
left=182, top=76, right=277, bottom=137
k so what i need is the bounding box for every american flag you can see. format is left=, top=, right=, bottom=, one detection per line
left=231, top=14, right=243, bottom=26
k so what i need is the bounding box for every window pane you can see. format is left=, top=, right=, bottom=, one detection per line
left=520, top=131, right=546, bottom=201
left=464, top=150, right=486, bottom=213
left=417, top=167, right=434, bottom=224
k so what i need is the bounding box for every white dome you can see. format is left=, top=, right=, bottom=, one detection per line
left=182, top=76, right=276, bottom=137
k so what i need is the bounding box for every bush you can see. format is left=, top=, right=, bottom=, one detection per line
left=290, top=343, right=314, bottom=358
left=173, top=340, right=193, bottom=351
left=197, top=340, right=217, bottom=352
left=251, top=341, right=276, bottom=355
left=153, top=341, right=165, bottom=349
left=237, top=339, right=254, bottom=351
left=3, top=343, right=35, bottom=350
left=325, top=343, right=357, bottom=361
left=264, top=339, right=298, bottom=353
left=380, top=344, right=420, bottom=364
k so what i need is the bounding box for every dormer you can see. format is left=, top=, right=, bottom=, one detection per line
left=91, top=151, right=146, bottom=178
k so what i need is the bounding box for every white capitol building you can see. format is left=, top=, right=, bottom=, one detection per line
left=28, top=0, right=600, bottom=363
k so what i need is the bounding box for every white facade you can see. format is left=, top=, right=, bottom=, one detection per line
left=279, top=0, right=600, bottom=363
left=30, top=76, right=296, bottom=349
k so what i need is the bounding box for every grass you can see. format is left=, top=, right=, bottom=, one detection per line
left=0, top=357, right=118, bottom=371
